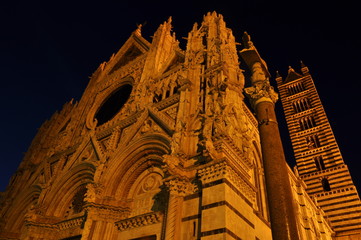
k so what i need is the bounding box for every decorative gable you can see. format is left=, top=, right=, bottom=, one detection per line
left=109, top=45, right=143, bottom=74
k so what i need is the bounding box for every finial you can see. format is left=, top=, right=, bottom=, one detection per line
left=300, top=60, right=309, bottom=75
left=300, top=60, right=306, bottom=68
left=276, top=71, right=281, bottom=78
left=288, top=66, right=295, bottom=72
left=242, top=31, right=254, bottom=49
left=135, top=23, right=142, bottom=36
left=275, top=71, right=283, bottom=84
left=192, top=22, right=198, bottom=31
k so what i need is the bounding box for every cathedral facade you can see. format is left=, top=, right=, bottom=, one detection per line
left=0, top=12, right=359, bottom=240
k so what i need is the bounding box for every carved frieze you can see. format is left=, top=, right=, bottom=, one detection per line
left=165, top=178, right=198, bottom=197
left=115, top=212, right=163, bottom=231
left=86, top=203, right=130, bottom=222
left=24, top=214, right=86, bottom=240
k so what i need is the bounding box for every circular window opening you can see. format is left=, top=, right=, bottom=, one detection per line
left=95, top=84, right=132, bottom=126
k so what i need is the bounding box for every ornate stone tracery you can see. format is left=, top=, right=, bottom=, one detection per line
left=0, top=12, right=339, bottom=240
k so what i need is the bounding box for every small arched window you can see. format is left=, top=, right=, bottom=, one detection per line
left=314, top=156, right=326, bottom=171
left=306, top=135, right=321, bottom=149
left=322, top=178, right=331, bottom=191
left=299, top=116, right=316, bottom=130
left=287, top=82, right=305, bottom=95
left=293, top=98, right=311, bottom=113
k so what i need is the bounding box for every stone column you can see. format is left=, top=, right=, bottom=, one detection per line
left=164, top=178, right=197, bottom=240
left=245, top=62, right=300, bottom=240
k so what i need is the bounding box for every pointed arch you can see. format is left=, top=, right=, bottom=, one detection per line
left=4, top=185, right=42, bottom=232
left=43, top=163, right=96, bottom=217
left=100, top=133, right=171, bottom=200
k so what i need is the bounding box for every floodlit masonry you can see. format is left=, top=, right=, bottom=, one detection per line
left=0, top=12, right=360, bottom=240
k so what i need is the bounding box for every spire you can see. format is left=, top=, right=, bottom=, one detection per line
left=143, top=16, right=179, bottom=74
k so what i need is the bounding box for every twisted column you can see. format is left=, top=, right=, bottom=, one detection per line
left=164, top=178, right=197, bottom=240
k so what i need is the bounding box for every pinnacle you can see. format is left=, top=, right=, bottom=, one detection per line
left=300, top=60, right=306, bottom=68
left=166, top=16, right=172, bottom=24
left=203, top=11, right=224, bottom=21
left=276, top=71, right=282, bottom=78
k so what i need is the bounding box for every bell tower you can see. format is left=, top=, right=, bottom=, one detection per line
left=276, top=63, right=361, bottom=239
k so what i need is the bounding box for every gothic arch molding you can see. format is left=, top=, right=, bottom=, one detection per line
left=100, top=133, right=171, bottom=199
left=4, top=185, right=42, bottom=232
left=43, top=163, right=95, bottom=217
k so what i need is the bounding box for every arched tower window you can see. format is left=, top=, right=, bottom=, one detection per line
left=299, top=116, right=316, bottom=130
left=314, top=156, right=326, bottom=171
left=287, top=82, right=305, bottom=95
left=321, top=178, right=331, bottom=191
left=293, top=98, right=311, bottom=113
left=306, top=135, right=321, bottom=149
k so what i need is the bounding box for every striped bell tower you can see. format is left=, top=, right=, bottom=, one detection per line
left=276, top=62, right=361, bottom=239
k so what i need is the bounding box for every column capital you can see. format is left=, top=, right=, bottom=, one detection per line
left=165, top=178, right=198, bottom=197
left=244, top=79, right=278, bottom=109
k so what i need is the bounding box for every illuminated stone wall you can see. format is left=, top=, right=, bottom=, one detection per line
left=0, top=12, right=338, bottom=240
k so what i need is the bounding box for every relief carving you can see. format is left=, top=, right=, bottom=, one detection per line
left=244, top=62, right=278, bottom=107
left=115, top=212, right=163, bottom=231
left=165, top=178, right=198, bottom=197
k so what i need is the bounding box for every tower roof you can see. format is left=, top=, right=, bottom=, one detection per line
left=283, top=66, right=303, bottom=83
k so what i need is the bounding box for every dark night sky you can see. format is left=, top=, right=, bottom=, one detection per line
left=0, top=0, right=360, bottom=192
